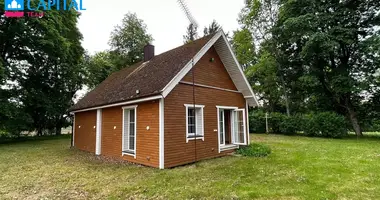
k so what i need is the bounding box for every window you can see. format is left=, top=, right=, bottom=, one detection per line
left=122, top=106, right=137, bottom=156
left=185, top=104, right=205, bottom=142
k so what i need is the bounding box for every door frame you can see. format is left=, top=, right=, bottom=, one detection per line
left=217, top=106, right=247, bottom=153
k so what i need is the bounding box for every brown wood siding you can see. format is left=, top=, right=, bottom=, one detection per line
left=164, top=47, right=247, bottom=168
left=182, top=46, right=238, bottom=91
left=74, top=110, right=97, bottom=153
left=101, top=100, right=159, bottom=168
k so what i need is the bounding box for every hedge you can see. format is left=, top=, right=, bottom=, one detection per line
left=249, top=111, right=348, bottom=138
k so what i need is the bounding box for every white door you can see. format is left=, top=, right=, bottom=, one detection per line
left=219, top=109, right=225, bottom=145
left=232, top=109, right=247, bottom=145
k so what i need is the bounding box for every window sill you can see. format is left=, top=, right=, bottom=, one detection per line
left=186, top=136, right=204, bottom=143
left=122, top=151, right=136, bottom=158
left=219, top=144, right=239, bottom=152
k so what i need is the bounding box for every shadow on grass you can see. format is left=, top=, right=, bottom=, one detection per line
left=0, top=134, right=72, bottom=145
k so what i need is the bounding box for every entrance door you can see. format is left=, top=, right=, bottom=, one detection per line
left=219, top=109, right=225, bottom=146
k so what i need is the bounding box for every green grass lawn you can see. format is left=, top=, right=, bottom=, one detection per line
left=1, top=134, right=380, bottom=199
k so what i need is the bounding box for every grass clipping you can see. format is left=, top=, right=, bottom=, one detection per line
left=236, top=143, right=271, bottom=157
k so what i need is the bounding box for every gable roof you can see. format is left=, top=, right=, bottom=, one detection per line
left=71, top=30, right=258, bottom=112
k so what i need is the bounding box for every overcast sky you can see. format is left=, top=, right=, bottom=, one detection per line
left=77, top=0, right=245, bottom=55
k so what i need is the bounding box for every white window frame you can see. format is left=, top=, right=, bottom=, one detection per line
left=184, top=104, right=205, bottom=143
left=122, top=105, right=138, bottom=158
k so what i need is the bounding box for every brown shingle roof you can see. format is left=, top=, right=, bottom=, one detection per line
left=70, top=34, right=216, bottom=111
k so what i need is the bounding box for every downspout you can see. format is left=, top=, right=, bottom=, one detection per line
left=191, top=59, right=197, bottom=163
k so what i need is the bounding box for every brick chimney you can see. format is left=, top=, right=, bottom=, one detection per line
left=144, top=44, right=155, bottom=62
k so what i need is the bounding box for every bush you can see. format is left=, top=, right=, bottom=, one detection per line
left=236, top=143, right=271, bottom=157
left=268, top=112, right=285, bottom=133
left=249, top=110, right=348, bottom=138
left=279, top=115, right=301, bottom=135
left=249, top=110, right=266, bottom=133
left=302, top=112, right=347, bottom=138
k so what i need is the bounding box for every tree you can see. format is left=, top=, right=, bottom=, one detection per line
left=246, top=50, right=285, bottom=112
left=85, top=13, right=153, bottom=88
left=109, top=12, right=153, bottom=69
left=203, top=20, right=221, bottom=36
left=235, top=0, right=290, bottom=115
left=273, top=0, right=380, bottom=136
left=231, top=28, right=257, bottom=70
left=183, top=23, right=198, bottom=43
left=239, top=0, right=280, bottom=47
left=0, top=1, right=85, bottom=136
left=84, top=51, right=116, bottom=89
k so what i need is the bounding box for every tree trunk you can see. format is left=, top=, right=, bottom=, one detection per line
left=279, top=74, right=290, bottom=117
left=55, top=125, right=62, bottom=136
left=347, top=107, right=363, bottom=137
left=284, top=91, right=291, bottom=117
left=37, top=128, right=43, bottom=136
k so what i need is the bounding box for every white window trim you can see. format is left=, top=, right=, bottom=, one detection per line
left=122, top=105, right=138, bottom=159
left=184, top=104, right=205, bottom=143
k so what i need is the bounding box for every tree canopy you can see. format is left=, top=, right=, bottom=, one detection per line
left=109, top=12, right=153, bottom=69
left=0, top=3, right=85, bottom=136
left=233, top=0, right=380, bottom=136
left=85, top=13, right=153, bottom=88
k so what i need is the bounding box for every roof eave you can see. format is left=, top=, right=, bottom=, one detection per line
left=70, top=94, right=163, bottom=114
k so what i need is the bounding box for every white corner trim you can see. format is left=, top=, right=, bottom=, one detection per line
left=161, top=31, right=223, bottom=98
left=246, top=101, right=251, bottom=145
left=71, top=95, right=162, bottom=114
left=219, top=32, right=259, bottom=107
left=72, top=114, right=75, bottom=147
left=159, top=98, right=165, bottom=169
left=95, top=109, right=102, bottom=155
